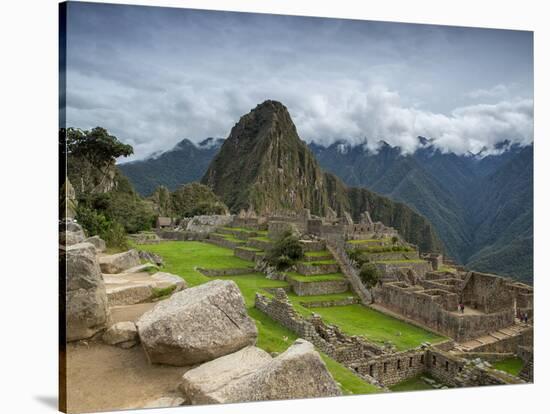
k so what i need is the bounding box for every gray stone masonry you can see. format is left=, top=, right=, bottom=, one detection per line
left=288, top=278, right=349, bottom=296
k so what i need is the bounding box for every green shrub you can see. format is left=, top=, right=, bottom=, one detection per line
left=359, top=263, right=380, bottom=289
left=391, top=236, right=399, bottom=245
left=266, top=231, right=304, bottom=270
left=76, top=206, right=128, bottom=249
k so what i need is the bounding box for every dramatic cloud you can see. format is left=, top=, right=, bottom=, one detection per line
left=64, top=3, right=533, bottom=159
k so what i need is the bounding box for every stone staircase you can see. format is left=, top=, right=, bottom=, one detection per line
left=326, top=239, right=373, bottom=304
left=454, top=323, right=531, bottom=352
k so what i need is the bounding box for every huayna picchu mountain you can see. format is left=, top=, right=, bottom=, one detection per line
left=201, top=100, right=442, bottom=253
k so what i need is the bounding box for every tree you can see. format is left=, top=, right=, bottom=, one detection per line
left=359, top=263, right=380, bottom=289
left=266, top=231, right=304, bottom=270
left=66, top=127, right=133, bottom=170
left=391, top=236, right=399, bottom=245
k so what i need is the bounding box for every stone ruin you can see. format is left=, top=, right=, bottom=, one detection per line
left=254, top=289, right=526, bottom=389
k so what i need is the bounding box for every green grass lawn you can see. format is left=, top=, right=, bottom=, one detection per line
left=286, top=291, right=357, bottom=303
left=308, top=304, right=446, bottom=350
left=390, top=374, right=437, bottom=392
left=306, top=260, right=338, bottom=265
left=134, top=240, right=380, bottom=394
left=250, top=235, right=271, bottom=242
left=305, top=250, right=331, bottom=257
left=492, top=357, right=524, bottom=376
left=133, top=241, right=252, bottom=286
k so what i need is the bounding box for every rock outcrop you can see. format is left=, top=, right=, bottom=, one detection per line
left=185, top=215, right=233, bottom=233
left=84, top=235, right=106, bottom=252
left=60, top=221, right=86, bottom=246
left=136, top=280, right=257, bottom=366
left=66, top=242, right=109, bottom=341
left=179, top=346, right=272, bottom=404
left=99, top=249, right=141, bottom=274
left=104, top=271, right=186, bottom=306
left=180, top=339, right=341, bottom=404
left=102, top=321, right=139, bottom=348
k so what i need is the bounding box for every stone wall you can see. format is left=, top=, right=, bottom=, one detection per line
left=197, top=267, right=254, bottom=277
left=268, top=221, right=297, bottom=240
left=462, top=272, right=515, bottom=313
left=234, top=247, right=261, bottom=262
left=299, top=240, right=326, bottom=252
left=156, top=230, right=207, bottom=241
left=376, top=261, right=433, bottom=280
left=289, top=278, right=349, bottom=296
left=375, top=282, right=515, bottom=341
left=255, top=290, right=384, bottom=365
left=352, top=349, right=426, bottom=386
left=295, top=262, right=340, bottom=275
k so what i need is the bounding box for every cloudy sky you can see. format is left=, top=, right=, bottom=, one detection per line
left=64, top=2, right=533, bottom=160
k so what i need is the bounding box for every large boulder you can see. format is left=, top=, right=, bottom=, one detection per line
left=84, top=235, right=106, bottom=252
left=180, top=339, right=341, bottom=404
left=99, top=249, right=140, bottom=274
left=102, top=321, right=139, bottom=348
left=136, top=280, right=257, bottom=366
left=104, top=271, right=186, bottom=306
left=60, top=231, right=85, bottom=246
left=180, top=346, right=272, bottom=404
left=66, top=242, right=109, bottom=341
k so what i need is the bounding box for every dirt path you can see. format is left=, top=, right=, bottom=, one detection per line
left=66, top=341, right=189, bottom=413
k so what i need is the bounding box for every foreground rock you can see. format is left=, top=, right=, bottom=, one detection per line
left=66, top=242, right=109, bottom=341
left=138, top=250, right=164, bottom=266
left=180, top=346, right=272, bottom=404
left=180, top=339, right=341, bottom=404
left=136, top=280, right=257, bottom=366
left=102, top=321, right=139, bottom=348
left=105, top=271, right=187, bottom=306
left=84, top=235, right=106, bottom=252
left=99, top=249, right=140, bottom=274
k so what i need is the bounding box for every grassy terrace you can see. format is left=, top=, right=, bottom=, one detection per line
left=285, top=272, right=345, bottom=283
left=131, top=240, right=379, bottom=395
left=249, top=235, right=271, bottom=242
left=492, top=357, right=524, bottom=376
left=305, top=250, right=331, bottom=257
left=376, top=259, right=426, bottom=264
left=309, top=304, right=446, bottom=351
left=304, top=259, right=338, bottom=265
left=211, top=233, right=244, bottom=243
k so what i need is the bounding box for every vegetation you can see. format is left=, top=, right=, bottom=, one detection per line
left=492, top=357, right=524, bottom=376
left=390, top=374, right=436, bottom=392
left=118, top=138, right=223, bottom=197
left=265, top=231, right=304, bottom=270
left=308, top=304, right=446, bottom=351
left=359, top=263, right=380, bottom=289
left=65, top=127, right=154, bottom=247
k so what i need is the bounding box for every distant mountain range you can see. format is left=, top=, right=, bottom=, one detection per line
left=119, top=137, right=224, bottom=196
left=310, top=140, right=533, bottom=282
left=119, top=112, right=533, bottom=282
